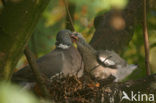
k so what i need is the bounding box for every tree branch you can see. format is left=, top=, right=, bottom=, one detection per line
left=63, top=0, right=75, bottom=31
left=24, top=46, right=51, bottom=99
left=143, top=0, right=151, bottom=75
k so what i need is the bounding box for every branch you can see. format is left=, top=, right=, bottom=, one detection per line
left=63, top=0, right=75, bottom=31
left=24, top=46, right=51, bottom=99
left=143, top=0, right=151, bottom=75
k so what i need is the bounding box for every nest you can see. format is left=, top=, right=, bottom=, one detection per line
left=32, top=72, right=116, bottom=103
left=31, top=72, right=156, bottom=103
left=33, top=73, right=114, bottom=103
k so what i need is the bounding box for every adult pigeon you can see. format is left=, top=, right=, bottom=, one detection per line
left=72, top=32, right=137, bottom=81
left=12, top=30, right=84, bottom=84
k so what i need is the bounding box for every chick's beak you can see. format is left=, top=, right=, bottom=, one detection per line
left=70, top=34, right=78, bottom=42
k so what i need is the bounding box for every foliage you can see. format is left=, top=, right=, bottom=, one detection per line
left=0, top=0, right=156, bottom=102
left=27, top=0, right=128, bottom=56
left=0, top=0, right=50, bottom=80
left=122, top=11, right=156, bottom=80
left=0, top=82, right=39, bottom=103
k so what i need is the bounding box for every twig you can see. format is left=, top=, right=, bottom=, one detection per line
left=24, top=46, right=51, bottom=99
left=143, top=0, right=151, bottom=75
left=63, top=0, right=75, bottom=31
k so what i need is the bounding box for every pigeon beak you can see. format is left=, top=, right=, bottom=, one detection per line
left=70, top=34, right=78, bottom=42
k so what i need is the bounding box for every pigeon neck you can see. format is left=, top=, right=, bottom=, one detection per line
left=79, top=39, right=96, bottom=53
left=56, top=43, right=71, bottom=49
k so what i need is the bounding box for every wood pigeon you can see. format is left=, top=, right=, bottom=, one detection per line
left=12, top=30, right=84, bottom=85
left=72, top=32, right=137, bottom=81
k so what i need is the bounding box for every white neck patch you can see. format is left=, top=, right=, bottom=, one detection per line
left=57, top=43, right=70, bottom=49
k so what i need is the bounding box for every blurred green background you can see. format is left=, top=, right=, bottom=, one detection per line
left=16, top=0, right=156, bottom=80
left=0, top=0, right=156, bottom=102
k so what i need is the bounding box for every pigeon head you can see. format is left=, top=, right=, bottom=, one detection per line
left=55, top=30, right=73, bottom=49
left=72, top=32, right=97, bottom=53
left=71, top=32, right=86, bottom=44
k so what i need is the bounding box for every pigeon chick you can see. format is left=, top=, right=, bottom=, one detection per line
left=72, top=32, right=137, bottom=81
